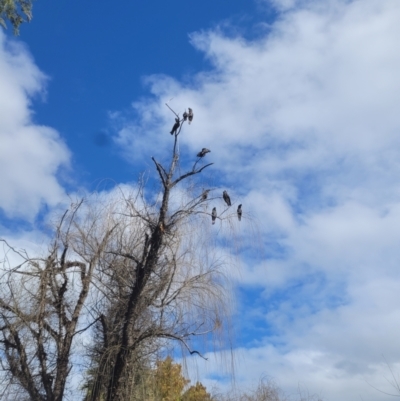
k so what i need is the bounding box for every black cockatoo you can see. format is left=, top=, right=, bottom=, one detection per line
left=170, top=117, right=180, bottom=135
left=188, top=108, right=193, bottom=124
left=223, top=190, right=231, bottom=206
left=212, top=207, right=217, bottom=224
left=237, top=204, right=242, bottom=221
left=197, top=148, right=211, bottom=158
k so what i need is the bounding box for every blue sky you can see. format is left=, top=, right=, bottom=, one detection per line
left=2, top=0, right=400, bottom=400
left=17, top=0, right=273, bottom=186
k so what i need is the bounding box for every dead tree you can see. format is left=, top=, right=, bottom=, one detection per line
left=0, top=202, right=117, bottom=401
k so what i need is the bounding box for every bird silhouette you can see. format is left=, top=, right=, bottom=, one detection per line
left=170, top=117, right=180, bottom=135
left=223, top=191, right=231, bottom=206
left=197, top=148, right=211, bottom=158
left=237, top=204, right=242, bottom=221
left=212, top=207, right=217, bottom=224
left=183, top=110, right=188, bottom=121
left=188, top=108, right=193, bottom=124
left=202, top=189, right=210, bottom=200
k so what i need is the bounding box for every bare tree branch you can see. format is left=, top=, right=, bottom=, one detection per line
left=171, top=163, right=214, bottom=188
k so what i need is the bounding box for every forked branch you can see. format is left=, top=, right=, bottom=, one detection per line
left=171, top=163, right=214, bottom=188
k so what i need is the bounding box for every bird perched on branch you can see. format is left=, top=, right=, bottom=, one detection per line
left=237, top=204, right=242, bottom=221
left=170, top=117, right=180, bottom=135
left=223, top=190, right=231, bottom=206
left=197, top=148, right=211, bottom=158
left=188, top=108, right=193, bottom=124
left=183, top=110, right=188, bottom=121
left=201, top=189, right=210, bottom=200
left=212, top=207, right=217, bottom=224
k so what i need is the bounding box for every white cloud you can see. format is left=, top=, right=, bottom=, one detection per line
left=267, top=0, right=299, bottom=11
left=0, top=31, right=70, bottom=221
left=117, top=0, right=400, bottom=171
left=112, top=0, right=400, bottom=399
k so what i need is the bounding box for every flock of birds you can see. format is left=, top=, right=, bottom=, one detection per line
left=169, top=107, right=243, bottom=225
left=170, top=108, right=194, bottom=135
left=211, top=190, right=242, bottom=225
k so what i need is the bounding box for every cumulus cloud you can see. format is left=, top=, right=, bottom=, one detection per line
left=0, top=31, right=70, bottom=221
left=115, top=0, right=400, bottom=211
left=113, top=0, right=400, bottom=399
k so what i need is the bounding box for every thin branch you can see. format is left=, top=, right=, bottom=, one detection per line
left=159, top=333, right=208, bottom=360
left=192, top=157, right=203, bottom=171
left=73, top=315, right=102, bottom=337
left=157, top=160, right=168, bottom=180
left=165, top=102, right=179, bottom=118
left=106, top=251, right=140, bottom=265
left=152, top=157, right=167, bottom=188
left=171, top=163, right=214, bottom=188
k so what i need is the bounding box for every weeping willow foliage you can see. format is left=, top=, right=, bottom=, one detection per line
left=0, top=0, right=33, bottom=34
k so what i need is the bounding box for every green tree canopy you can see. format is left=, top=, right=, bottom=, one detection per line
left=182, top=382, right=213, bottom=401
left=155, top=357, right=190, bottom=401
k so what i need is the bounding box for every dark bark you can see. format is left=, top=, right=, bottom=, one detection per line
left=105, top=133, right=213, bottom=401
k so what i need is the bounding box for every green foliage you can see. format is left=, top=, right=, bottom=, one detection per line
left=0, top=0, right=33, bottom=34
left=153, top=357, right=214, bottom=401
left=182, top=382, right=213, bottom=401
left=154, top=357, right=190, bottom=401
left=83, top=356, right=214, bottom=401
